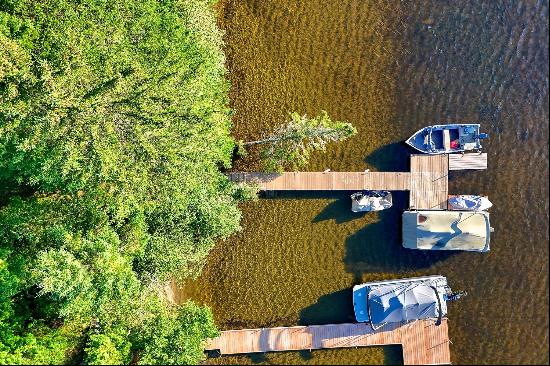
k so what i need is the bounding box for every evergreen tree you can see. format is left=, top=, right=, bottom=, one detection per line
left=243, top=111, right=356, bottom=172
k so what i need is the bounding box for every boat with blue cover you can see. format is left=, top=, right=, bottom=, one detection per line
left=406, top=124, right=488, bottom=154
left=352, top=275, right=465, bottom=330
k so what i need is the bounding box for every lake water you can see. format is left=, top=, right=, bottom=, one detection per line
left=176, top=0, right=549, bottom=364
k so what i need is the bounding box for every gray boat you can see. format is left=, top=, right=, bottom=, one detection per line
left=406, top=124, right=488, bottom=154
left=352, top=275, right=465, bottom=330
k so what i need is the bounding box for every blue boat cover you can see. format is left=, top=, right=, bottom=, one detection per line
left=353, top=276, right=449, bottom=328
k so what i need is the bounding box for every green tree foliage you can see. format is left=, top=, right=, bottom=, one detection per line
left=84, top=332, right=132, bottom=365
left=0, top=0, right=236, bottom=364
left=137, top=301, right=219, bottom=365
left=244, top=111, right=357, bottom=172
left=0, top=0, right=242, bottom=279
left=0, top=248, right=80, bottom=365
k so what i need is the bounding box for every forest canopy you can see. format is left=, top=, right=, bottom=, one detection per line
left=0, top=0, right=240, bottom=364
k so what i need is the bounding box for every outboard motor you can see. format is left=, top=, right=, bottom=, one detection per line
left=444, top=290, right=467, bottom=302
left=478, top=133, right=489, bottom=139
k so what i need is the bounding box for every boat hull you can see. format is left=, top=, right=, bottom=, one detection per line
left=406, top=124, right=483, bottom=154
left=448, top=195, right=493, bottom=211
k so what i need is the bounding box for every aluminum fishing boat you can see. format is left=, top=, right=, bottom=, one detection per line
left=406, top=124, right=488, bottom=154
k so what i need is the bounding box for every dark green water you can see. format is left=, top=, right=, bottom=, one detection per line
left=176, top=0, right=549, bottom=364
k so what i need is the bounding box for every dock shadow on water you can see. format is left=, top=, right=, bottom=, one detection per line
left=383, top=346, right=404, bottom=365
left=343, top=191, right=456, bottom=276
left=364, top=142, right=414, bottom=172
left=264, top=191, right=369, bottom=225
left=298, top=288, right=404, bottom=365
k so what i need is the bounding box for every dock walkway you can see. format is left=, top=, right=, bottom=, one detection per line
left=205, top=319, right=451, bottom=365
left=228, top=153, right=486, bottom=210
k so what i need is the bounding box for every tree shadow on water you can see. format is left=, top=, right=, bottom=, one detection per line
left=344, top=191, right=456, bottom=276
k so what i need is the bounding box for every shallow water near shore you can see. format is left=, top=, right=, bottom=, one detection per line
left=176, top=0, right=549, bottom=364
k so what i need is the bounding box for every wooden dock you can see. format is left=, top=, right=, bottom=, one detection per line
left=409, top=154, right=448, bottom=210
left=205, top=319, right=451, bottom=365
left=228, top=171, right=412, bottom=191
left=449, top=153, right=487, bottom=170
left=228, top=153, right=486, bottom=210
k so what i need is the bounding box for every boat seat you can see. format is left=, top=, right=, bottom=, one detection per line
left=443, top=129, right=451, bottom=150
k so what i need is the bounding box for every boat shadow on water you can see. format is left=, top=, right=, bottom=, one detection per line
left=349, top=143, right=458, bottom=274
left=298, top=288, right=403, bottom=364
left=343, top=190, right=456, bottom=276
left=264, top=191, right=377, bottom=225
left=308, top=191, right=456, bottom=273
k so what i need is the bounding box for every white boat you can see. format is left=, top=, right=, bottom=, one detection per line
left=352, top=275, right=465, bottom=329
left=350, top=191, right=392, bottom=212
left=402, top=210, right=494, bottom=252
left=406, top=124, right=488, bottom=154
left=448, top=195, right=492, bottom=211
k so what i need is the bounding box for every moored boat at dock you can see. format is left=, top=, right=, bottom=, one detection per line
left=350, top=190, right=392, bottom=212
left=448, top=195, right=493, bottom=211
left=406, top=124, right=488, bottom=154
left=352, top=275, right=465, bottom=330
left=402, top=210, right=493, bottom=252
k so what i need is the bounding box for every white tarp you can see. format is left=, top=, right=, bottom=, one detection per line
left=351, top=191, right=392, bottom=212
left=402, top=210, right=491, bottom=252
left=449, top=195, right=492, bottom=211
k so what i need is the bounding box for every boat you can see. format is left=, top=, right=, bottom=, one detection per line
left=406, top=124, right=488, bottom=154
left=350, top=190, right=392, bottom=212
left=448, top=195, right=492, bottom=211
left=402, top=210, right=494, bottom=252
left=352, top=275, right=465, bottom=330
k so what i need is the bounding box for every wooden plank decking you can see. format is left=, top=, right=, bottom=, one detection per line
left=205, top=319, right=451, bottom=365
left=409, top=155, right=449, bottom=210
left=449, top=153, right=487, bottom=170
left=228, top=171, right=411, bottom=191
left=228, top=153, right=486, bottom=210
